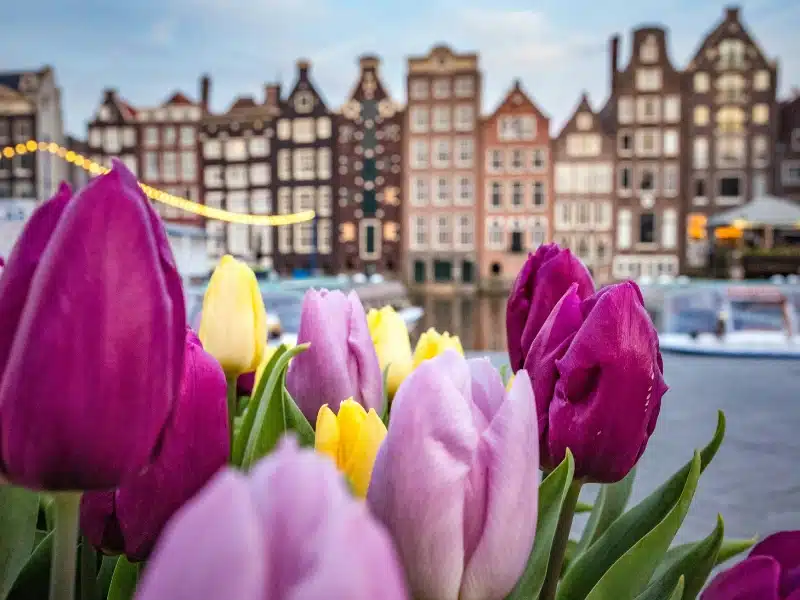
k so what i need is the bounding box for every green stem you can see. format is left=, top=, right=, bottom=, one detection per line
left=49, top=491, right=82, bottom=600
left=226, top=377, right=238, bottom=461
left=79, top=536, right=97, bottom=600
left=540, top=481, right=583, bottom=600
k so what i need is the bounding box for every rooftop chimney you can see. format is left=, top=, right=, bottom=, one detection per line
left=610, top=35, right=620, bottom=93
left=359, top=54, right=380, bottom=72
left=725, top=6, right=740, bottom=20
left=296, top=59, right=310, bottom=76
left=265, top=83, right=281, bottom=108
left=200, top=74, right=211, bottom=112
left=102, top=88, right=117, bottom=103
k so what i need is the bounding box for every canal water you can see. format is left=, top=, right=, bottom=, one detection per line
left=416, top=293, right=800, bottom=546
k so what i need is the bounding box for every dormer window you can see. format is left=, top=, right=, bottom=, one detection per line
left=640, top=35, right=658, bottom=63
left=576, top=113, right=592, bottom=131
left=294, top=92, right=314, bottom=114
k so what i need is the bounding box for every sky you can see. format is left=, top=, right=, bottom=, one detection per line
left=2, top=0, right=799, bottom=137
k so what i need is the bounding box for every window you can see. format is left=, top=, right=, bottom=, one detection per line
left=557, top=203, right=572, bottom=229
left=781, top=161, right=800, bottom=186
left=636, top=68, right=662, bottom=91
left=754, top=70, right=771, bottom=91
left=252, top=189, right=271, bottom=214
left=433, top=106, right=450, bottom=131
left=487, top=219, right=504, bottom=249
left=752, top=135, right=769, bottom=167
left=511, top=149, right=524, bottom=171
left=662, top=209, right=677, bottom=249
left=456, top=138, right=473, bottom=167
left=752, top=104, right=769, bottom=125
left=636, top=97, right=660, bottom=123
left=532, top=148, right=546, bottom=170
left=87, top=127, right=101, bottom=148
left=499, top=116, right=535, bottom=141
left=317, top=117, right=331, bottom=139
left=123, top=127, right=136, bottom=147
left=663, top=164, right=678, bottom=196
left=619, top=165, right=632, bottom=191
left=435, top=215, right=452, bottom=246
left=533, top=181, right=545, bottom=207
left=640, top=35, right=658, bottom=62
left=180, top=152, right=196, bottom=181
left=717, top=107, right=745, bottom=133
left=249, top=137, right=268, bottom=157
left=636, top=130, right=660, bottom=156
left=639, top=213, right=655, bottom=244
left=489, top=149, right=503, bottom=171
left=179, top=126, right=194, bottom=148
left=411, top=107, right=429, bottom=133
left=511, top=182, right=524, bottom=208
left=566, top=133, right=601, bottom=157
left=293, top=118, right=315, bottom=143
left=277, top=119, right=291, bottom=140
left=225, top=139, right=247, bottom=161
left=412, top=177, right=428, bottom=206
left=122, top=155, right=137, bottom=176
left=576, top=113, right=592, bottom=130
left=433, top=139, right=450, bottom=167
left=317, top=147, right=331, bottom=179
left=412, top=140, right=429, bottom=168
left=455, top=76, right=474, bottom=98
left=435, top=176, right=449, bottom=205
left=693, top=106, right=710, bottom=126
left=716, top=135, right=745, bottom=168
left=293, top=92, right=314, bottom=114
left=618, top=97, right=634, bottom=124
left=617, top=209, right=632, bottom=249
left=226, top=165, right=247, bottom=188
left=618, top=131, right=633, bottom=154
left=663, top=96, right=680, bottom=122
left=490, top=182, right=502, bottom=208
left=694, top=72, right=709, bottom=93
left=693, top=137, right=708, bottom=169
left=293, top=149, right=315, bottom=180
left=663, top=130, right=679, bottom=156
left=694, top=178, right=706, bottom=199
left=293, top=187, right=315, bottom=212
left=717, top=73, right=745, bottom=103
left=163, top=127, right=177, bottom=146
left=144, top=126, right=159, bottom=147
left=457, top=176, right=473, bottom=204
left=278, top=150, right=291, bottom=180
left=433, top=78, right=450, bottom=99
left=639, top=166, right=656, bottom=192
left=530, top=219, right=547, bottom=248
left=104, top=128, right=120, bottom=153
left=317, top=187, right=332, bottom=217
left=454, top=105, right=474, bottom=131
left=719, top=38, right=745, bottom=69
left=718, top=176, right=741, bottom=199
left=250, top=164, right=269, bottom=186
left=410, top=79, right=429, bottom=100
left=144, top=152, right=159, bottom=180
left=752, top=173, right=767, bottom=196
left=456, top=214, right=473, bottom=247
left=412, top=215, right=427, bottom=247
left=204, top=139, right=221, bottom=159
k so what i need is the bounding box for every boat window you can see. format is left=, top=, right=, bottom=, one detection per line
left=729, top=301, right=787, bottom=333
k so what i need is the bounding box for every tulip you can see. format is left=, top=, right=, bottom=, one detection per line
left=506, top=243, right=594, bottom=372
left=80, top=329, right=229, bottom=560
left=524, top=281, right=666, bottom=483
left=135, top=437, right=409, bottom=600
left=367, top=306, right=413, bottom=397
left=315, top=398, right=386, bottom=497
left=0, top=163, right=185, bottom=490
left=412, top=328, right=464, bottom=369
left=702, top=531, right=800, bottom=599
left=286, top=290, right=382, bottom=422
left=199, top=255, right=267, bottom=376
left=368, top=350, right=539, bottom=600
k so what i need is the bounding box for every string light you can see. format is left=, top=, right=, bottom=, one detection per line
left=0, top=140, right=315, bottom=226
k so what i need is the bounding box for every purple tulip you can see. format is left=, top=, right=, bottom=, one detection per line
left=286, top=289, right=382, bottom=422
left=702, top=531, right=800, bottom=599
left=367, top=350, right=539, bottom=600
left=0, top=162, right=186, bottom=490
left=80, top=329, right=228, bottom=560
left=134, top=437, right=409, bottom=600
left=506, top=244, right=594, bottom=372
left=524, top=281, right=666, bottom=483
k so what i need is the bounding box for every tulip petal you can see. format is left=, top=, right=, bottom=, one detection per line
left=749, top=530, right=800, bottom=595
left=460, top=369, right=540, bottom=600
left=134, top=470, right=266, bottom=600
left=79, top=492, right=125, bottom=554
left=368, top=350, right=477, bottom=600
left=548, top=282, right=667, bottom=482
left=346, top=292, right=383, bottom=413
left=315, top=404, right=340, bottom=466
left=343, top=409, right=386, bottom=498
left=368, top=307, right=413, bottom=397
left=468, top=358, right=507, bottom=426
left=0, top=164, right=179, bottom=490
left=701, top=555, right=781, bottom=600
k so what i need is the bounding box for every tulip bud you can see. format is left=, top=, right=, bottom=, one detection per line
left=199, top=255, right=267, bottom=376
left=506, top=243, right=594, bottom=372
left=524, top=281, right=667, bottom=483
left=412, top=328, right=464, bottom=369
left=286, top=290, right=382, bottom=423
left=702, top=530, right=800, bottom=600
left=80, top=329, right=229, bottom=560
left=367, top=306, right=413, bottom=397
left=315, top=399, right=387, bottom=497
left=135, top=438, right=409, bottom=600
left=0, top=164, right=185, bottom=491
left=368, top=351, right=539, bottom=600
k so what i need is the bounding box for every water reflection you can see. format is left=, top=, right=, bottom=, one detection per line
left=410, top=293, right=509, bottom=352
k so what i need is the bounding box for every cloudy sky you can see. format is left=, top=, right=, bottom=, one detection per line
left=2, top=0, right=798, bottom=136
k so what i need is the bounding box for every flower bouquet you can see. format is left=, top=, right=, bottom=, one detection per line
left=0, top=162, right=796, bottom=600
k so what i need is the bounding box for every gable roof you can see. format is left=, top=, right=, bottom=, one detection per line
left=485, top=78, right=549, bottom=122
left=687, top=7, right=773, bottom=70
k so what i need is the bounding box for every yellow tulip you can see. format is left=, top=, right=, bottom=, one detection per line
left=199, top=255, right=267, bottom=376
left=367, top=306, right=414, bottom=397
left=315, top=399, right=387, bottom=497
left=506, top=373, right=515, bottom=392
left=412, top=328, right=464, bottom=369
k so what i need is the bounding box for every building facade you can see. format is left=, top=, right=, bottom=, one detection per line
left=337, top=55, right=404, bottom=275
left=64, top=136, right=90, bottom=190
left=87, top=89, right=140, bottom=180
left=684, top=7, right=778, bottom=268
left=610, top=28, right=684, bottom=281
left=480, top=79, right=552, bottom=284
left=776, top=92, right=800, bottom=202
left=273, top=60, right=337, bottom=275
left=404, top=45, right=482, bottom=288
left=553, top=94, right=615, bottom=283
left=200, top=89, right=278, bottom=268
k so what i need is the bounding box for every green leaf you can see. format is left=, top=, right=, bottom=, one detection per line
left=557, top=410, right=725, bottom=600
left=79, top=537, right=98, bottom=600
left=0, top=485, right=39, bottom=600
left=106, top=557, right=139, bottom=600
left=581, top=452, right=702, bottom=600
left=499, top=364, right=510, bottom=386
left=380, top=363, right=391, bottom=427
left=505, top=450, right=575, bottom=600
left=573, top=466, right=637, bottom=561
left=562, top=539, right=580, bottom=574
left=283, top=388, right=315, bottom=446
left=232, top=344, right=288, bottom=465
left=96, top=556, right=119, bottom=600
left=575, top=502, right=594, bottom=514
left=644, top=514, right=725, bottom=600
left=241, top=344, right=310, bottom=469
left=714, top=537, right=757, bottom=566
left=6, top=530, right=52, bottom=600
left=669, top=577, right=686, bottom=600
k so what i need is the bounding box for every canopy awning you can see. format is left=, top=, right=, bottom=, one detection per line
left=707, top=195, right=800, bottom=228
